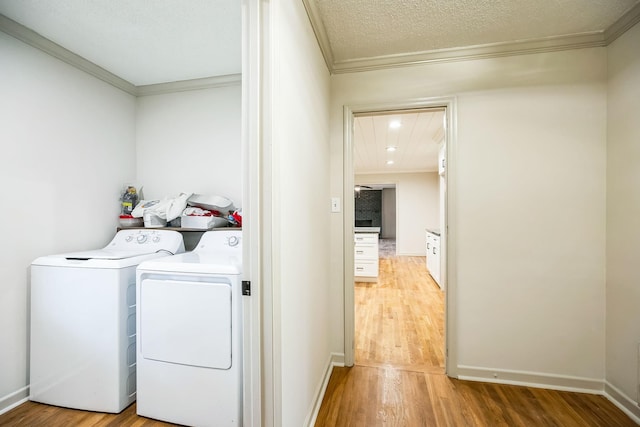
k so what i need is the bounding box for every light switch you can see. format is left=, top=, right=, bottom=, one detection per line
left=331, top=197, right=341, bottom=213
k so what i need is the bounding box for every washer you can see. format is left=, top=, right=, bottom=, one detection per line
left=136, top=229, right=242, bottom=427
left=30, top=229, right=185, bottom=413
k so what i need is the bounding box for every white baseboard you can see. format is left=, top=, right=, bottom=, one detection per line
left=304, top=353, right=345, bottom=427
left=457, top=365, right=603, bottom=394
left=0, top=386, right=29, bottom=416
left=457, top=365, right=640, bottom=423
left=604, top=381, right=640, bottom=424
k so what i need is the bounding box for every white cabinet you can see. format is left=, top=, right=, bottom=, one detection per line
left=426, top=230, right=441, bottom=288
left=355, top=233, right=379, bottom=280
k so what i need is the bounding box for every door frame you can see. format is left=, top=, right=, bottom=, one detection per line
left=343, top=96, right=458, bottom=377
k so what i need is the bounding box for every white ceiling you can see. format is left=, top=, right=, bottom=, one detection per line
left=0, top=0, right=241, bottom=86
left=1, top=0, right=638, bottom=81
left=354, top=109, right=444, bottom=175
left=1, top=0, right=638, bottom=171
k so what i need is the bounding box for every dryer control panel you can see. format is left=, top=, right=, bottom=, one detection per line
left=194, top=230, right=242, bottom=254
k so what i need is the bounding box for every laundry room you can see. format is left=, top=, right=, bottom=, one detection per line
left=0, top=0, right=243, bottom=419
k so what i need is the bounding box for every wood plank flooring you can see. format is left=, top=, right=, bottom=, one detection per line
left=355, top=254, right=444, bottom=373
left=0, top=402, right=176, bottom=426
left=316, top=242, right=635, bottom=426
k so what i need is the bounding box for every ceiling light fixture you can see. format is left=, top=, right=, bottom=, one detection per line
left=386, top=160, right=394, bottom=165
left=389, top=120, right=401, bottom=129
left=386, top=146, right=397, bottom=152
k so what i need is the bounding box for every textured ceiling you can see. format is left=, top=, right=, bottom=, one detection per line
left=2, top=1, right=638, bottom=86
left=0, top=0, right=241, bottom=86
left=311, top=0, right=640, bottom=67
left=354, top=109, right=444, bottom=175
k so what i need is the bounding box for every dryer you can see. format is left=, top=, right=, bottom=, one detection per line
left=136, top=229, right=242, bottom=427
left=30, top=229, right=185, bottom=413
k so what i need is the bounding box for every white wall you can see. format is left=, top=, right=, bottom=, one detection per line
left=330, top=48, right=607, bottom=384
left=606, top=21, right=640, bottom=408
left=0, top=32, right=136, bottom=411
left=135, top=85, right=242, bottom=205
left=270, top=1, right=331, bottom=426
left=356, top=173, right=439, bottom=255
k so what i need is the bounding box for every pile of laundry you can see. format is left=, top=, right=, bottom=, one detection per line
left=121, top=191, right=241, bottom=229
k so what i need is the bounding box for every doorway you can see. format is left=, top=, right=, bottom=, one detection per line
left=343, top=97, right=457, bottom=376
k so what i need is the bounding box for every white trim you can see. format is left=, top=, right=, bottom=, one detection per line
left=331, top=32, right=605, bottom=74
left=0, top=14, right=242, bottom=97
left=343, top=106, right=356, bottom=367
left=605, top=1, right=640, bottom=45
left=136, top=74, right=242, bottom=96
left=357, top=168, right=438, bottom=175
left=604, top=381, right=640, bottom=424
left=457, top=365, right=603, bottom=394
left=343, top=97, right=457, bottom=376
left=301, top=0, right=334, bottom=73
left=262, top=1, right=279, bottom=426
left=0, top=386, right=29, bottom=416
left=241, top=1, right=264, bottom=426
left=304, top=353, right=345, bottom=427
left=0, top=14, right=136, bottom=95
left=458, top=366, right=640, bottom=423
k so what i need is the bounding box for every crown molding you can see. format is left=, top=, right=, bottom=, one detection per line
left=306, top=0, right=640, bottom=75
left=605, top=1, right=640, bottom=44
left=136, top=74, right=242, bottom=96
left=0, top=14, right=241, bottom=97
left=331, top=31, right=606, bottom=74
left=301, top=0, right=334, bottom=72
left=0, top=14, right=137, bottom=95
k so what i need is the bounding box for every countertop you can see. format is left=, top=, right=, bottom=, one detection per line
left=426, top=228, right=440, bottom=236
left=355, top=227, right=381, bottom=233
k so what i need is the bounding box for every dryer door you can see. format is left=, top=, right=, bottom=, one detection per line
left=140, top=278, right=232, bottom=369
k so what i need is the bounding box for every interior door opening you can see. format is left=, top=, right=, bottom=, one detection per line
left=343, top=98, right=456, bottom=376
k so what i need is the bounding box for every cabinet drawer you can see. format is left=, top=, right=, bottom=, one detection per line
left=354, top=244, right=377, bottom=260
left=354, top=233, right=378, bottom=244
left=355, top=260, right=378, bottom=277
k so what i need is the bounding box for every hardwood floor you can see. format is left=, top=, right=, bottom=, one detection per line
left=355, top=254, right=444, bottom=373
left=0, top=402, right=177, bottom=426
left=316, top=246, right=635, bottom=426
left=315, top=366, right=636, bottom=426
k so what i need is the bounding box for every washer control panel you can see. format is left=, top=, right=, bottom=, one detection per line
left=109, top=229, right=185, bottom=253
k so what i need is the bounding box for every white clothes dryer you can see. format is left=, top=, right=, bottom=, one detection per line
left=30, top=229, right=185, bottom=413
left=136, top=229, right=243, bottom=427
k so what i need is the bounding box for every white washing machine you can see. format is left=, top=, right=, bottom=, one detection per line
left=136, top=229, right=243, bottom=427
left=30, top=229, right=185, bottom=413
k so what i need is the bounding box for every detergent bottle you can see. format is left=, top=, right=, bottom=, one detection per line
left=121, top=186, right=139, bottom=215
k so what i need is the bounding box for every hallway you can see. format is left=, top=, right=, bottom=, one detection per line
left=315, top=247, right=634, bottom=426
left=355, top=240, right=445, bottom=373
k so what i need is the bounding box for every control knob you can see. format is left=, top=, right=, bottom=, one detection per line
left=137, top=234, right=147, bottom=244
